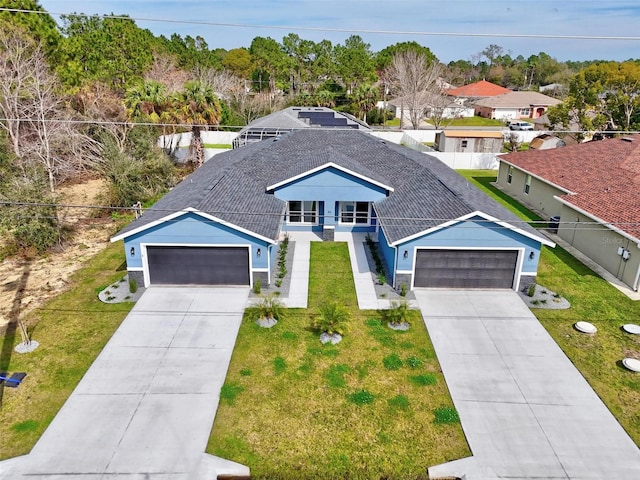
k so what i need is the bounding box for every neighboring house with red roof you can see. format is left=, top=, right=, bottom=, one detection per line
left=475, top=91, right=561, bottom=122
left=497, top=136, right=640, bottom=292
left=447, top=80, right=511, bottom=99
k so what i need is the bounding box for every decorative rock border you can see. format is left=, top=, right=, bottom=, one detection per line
left=388, top=322, right=410, bottom=331
left=15, top=340, right=40, bottom=353
left=519, top=284, right=570, bottom=309
left=257, top=317, right=277, bottom=328
left=320, top=332, right=342, bottom=345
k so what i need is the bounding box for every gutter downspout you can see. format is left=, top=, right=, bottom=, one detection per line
left=634, top=243, right=640, bottom=291
left=392, top=245, right=399, bottom=289
left=268, top=244, right=272, bottom=286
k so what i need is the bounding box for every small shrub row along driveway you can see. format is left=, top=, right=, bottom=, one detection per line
left=207, top=242, right=469, bottom=479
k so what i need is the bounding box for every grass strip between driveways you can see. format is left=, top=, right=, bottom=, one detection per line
left=0, top=241, right=133, bottom=460
left=460, top=170, right=640, bottom=446
left=208, top=242, right=470, bottom=479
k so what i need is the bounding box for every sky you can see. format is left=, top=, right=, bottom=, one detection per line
left=36, top=0, right=640, bottom=63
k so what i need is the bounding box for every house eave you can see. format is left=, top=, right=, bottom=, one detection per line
left=499, top=158, right=575, bottom=195
left=554, top=195, right=640, bottom=245
left=390, top=210, right=555, bottom=248
left=266, top=161, right=394, bottom=193
left=110, top=207, right=278, bottom=245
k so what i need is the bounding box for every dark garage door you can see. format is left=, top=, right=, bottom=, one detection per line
left=147, top=246, right=250, bottom=285
left=414, top=249, right=518, bottom=289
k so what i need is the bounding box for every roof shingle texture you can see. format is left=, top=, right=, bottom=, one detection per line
left=474, top=91, right=561, bottom=108
left=116, top=130, right=544, bottom=244
left=447, top=80, right=511, bottom=98
left=501, top=136, right=640, bottom=240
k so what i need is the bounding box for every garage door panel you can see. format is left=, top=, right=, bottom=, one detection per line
left=147, top=246, right=250, bottom=285
left=415, top=249, right=518, bottom=289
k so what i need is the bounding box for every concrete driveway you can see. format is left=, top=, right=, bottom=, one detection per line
left=418, top=289, right=640, bottom=480
left=1, top=287, right=250, bottom=479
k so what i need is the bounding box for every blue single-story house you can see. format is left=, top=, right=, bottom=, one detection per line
left=111, top=129, right=554, bottom=291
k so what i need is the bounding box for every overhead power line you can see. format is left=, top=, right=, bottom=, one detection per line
left=3, top=200, right=640, bottom=232
left=3, top=7, right=640, bottom=42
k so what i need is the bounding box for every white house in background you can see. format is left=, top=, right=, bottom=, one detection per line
left=474, top=91, right=561, bottom=122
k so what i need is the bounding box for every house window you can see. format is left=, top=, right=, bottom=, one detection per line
left=287, top=200, right=317, bottom=224
left=507, top=165, right=513, bottom=184
left=524, top=174, right=531, bottom=194
left=519, top=107, right=531, bottom=116
left=461, top=140, right=468, bottom=148
left=339, top=201, right=371, bottom=225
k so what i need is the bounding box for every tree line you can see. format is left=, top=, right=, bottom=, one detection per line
left=1, top=0, right=640, bottom=253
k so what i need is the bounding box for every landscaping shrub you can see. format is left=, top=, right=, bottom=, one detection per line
left=253, top=278, right=261, bottom=294
left=527, top=283, right=537, bottom=297
left=254, top=294, right=284, bottom=320
left=312, top=302, right=350, bottom=336
left=386, top=300, right=411, bottom=326
left=128, top=277, right=138, bottom=293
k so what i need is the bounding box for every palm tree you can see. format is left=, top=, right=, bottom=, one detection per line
left=351, top=83, right=378, bottom=121
left=124, top=80, right=166, bottom=122
left=315, top=89, right=335, bottom=108
left=170, top=81, right=222, bottom=167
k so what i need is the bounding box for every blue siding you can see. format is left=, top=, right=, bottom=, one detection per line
left=395, top=217, right=542, bottom=273
left=124, top=212, right=272, bottom=271
left=377, top=227, right=397, bottom=285
left=274, top=167, right=387, bottom=231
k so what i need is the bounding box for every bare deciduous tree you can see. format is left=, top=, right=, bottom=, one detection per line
left=194, top=67, right=240, bottom=98
left=0, top=23, right=36, bottom=160
left=385, top=51, right=443, bottom=129
left=0, top=24, right=100, bottom=192
left=146, top=54, right=189, bottom=93
left=194, top=67, right=284, bottom=125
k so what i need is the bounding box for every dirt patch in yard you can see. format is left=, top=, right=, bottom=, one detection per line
left=0, top=178, right=117, bottom=334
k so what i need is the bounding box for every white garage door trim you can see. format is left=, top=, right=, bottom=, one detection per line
left=410, top=246, right=524, bottom=291
left=141, top=243, right=254, bottom=288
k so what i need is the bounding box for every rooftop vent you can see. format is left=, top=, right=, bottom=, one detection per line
left=621, top=137, right=634, bottom=142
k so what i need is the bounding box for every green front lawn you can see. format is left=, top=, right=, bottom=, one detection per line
left=208, top=242, right=469, bottom=479
left=427, top=117, right=504, bottom=127
left=0, top=242, right=133, bottom=459
left=459, top=170, right=640, bottom=445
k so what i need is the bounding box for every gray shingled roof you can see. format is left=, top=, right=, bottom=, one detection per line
left=241, top=106, right=370, bottom=131
left=114, top=130, right=547, bottom=245
left=474, top=91, right=561, bottom=108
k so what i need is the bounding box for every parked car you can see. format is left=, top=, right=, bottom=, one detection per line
left=508, top=121, right=534, bottom=131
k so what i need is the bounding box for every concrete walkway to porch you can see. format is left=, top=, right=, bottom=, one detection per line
left=282, top=231, right=414, bottom=311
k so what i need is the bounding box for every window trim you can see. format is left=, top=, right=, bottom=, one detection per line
left=507, top=165, right=513, bottom=184
left=287, top=200, right=318, bottom=224
left=524, top=174, right=531, bottom=194
left=338, top=201, right=372, bottom=225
